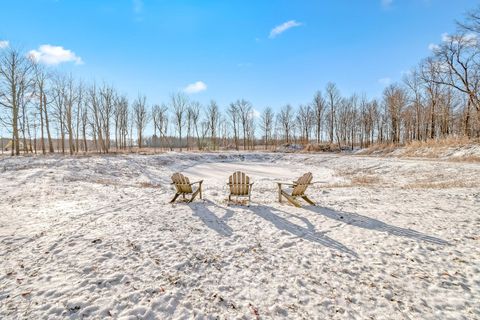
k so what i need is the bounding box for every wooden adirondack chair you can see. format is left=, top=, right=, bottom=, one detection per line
left=277, top=172, right=316, bottom=207
left=227, top=171, right=253, bottom=206
left=170, top=173, right=203, bottom=203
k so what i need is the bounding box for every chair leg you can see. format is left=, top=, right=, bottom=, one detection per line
left=199, top=182, right=203, bottom=199
left=281, top=190, right=301, bottom=207
left=302, top=195, right=316, bottom=206
left=189, top=189, right=200, bottom=203
left=277, top=183, right=282, bottom=203
left=170, top=193, right=181, bottom=203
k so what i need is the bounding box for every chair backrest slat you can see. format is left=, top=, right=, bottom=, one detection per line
left=229, top=171, right=250, bottom=195
left=171, top=173, right=193, bottom=194
left=292, top=172, right=313, bottom=196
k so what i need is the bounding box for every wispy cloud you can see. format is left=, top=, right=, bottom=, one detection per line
left=381, top=0, right=393, bottom=8
left=0, top=40, right=9, bottom=49
left=184, top=81, right=207, bottom=94
left=428, top=43, right=440, bottom=51
left=378, top=77, right=392, bottom=86
left=132, top=0, right=144, bottom=21
left=28, top=45, right=83, bottom=65
left=133, top=0, right=143, bottom=14
left=441, top=32, right=477, bottom=45
left=237, top=62, right=253, bottom=68
left=269, top=20, right=303, bottom=39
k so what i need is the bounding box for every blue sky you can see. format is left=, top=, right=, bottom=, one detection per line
left=0, top=0, right=478, bottom=111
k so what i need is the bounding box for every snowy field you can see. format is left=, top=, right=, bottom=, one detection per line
left=0, top=152, right=479, bottom=319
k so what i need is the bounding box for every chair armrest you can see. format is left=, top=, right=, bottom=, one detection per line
left=275, top=181, right=295, bottom=186
left=227, top=182, right=254, bottom=186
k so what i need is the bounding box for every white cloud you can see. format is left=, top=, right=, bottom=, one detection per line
left=381, top=0, right=393, bottom=8
left=441, top=32, right=450, bottom=42
left=441, top=32, right=477, bottom=45
left=133, top=0, right=143, bottom=14
left=0, top=40, right=9, bottom=49
left=237, top=62, right=253, bottom=68
left=378, top=77, right=392, bottom=86
left=428, top=43, right=440, bottom=51
left=184, top=81, right=207, bottom=94
left=28, top=45, right=83, bottom=65
left=251, top=109, right=261, bottom=119
left=269, top=20, right=302, bottom=39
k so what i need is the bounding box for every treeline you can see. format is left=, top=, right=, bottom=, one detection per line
left=1, top=7, right=480, bottom=156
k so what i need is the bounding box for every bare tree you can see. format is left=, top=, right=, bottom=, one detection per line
left=260, top=107, right=274, bottom=149
left=99, top=84, right=115, bottom=152
left=432, top=32, right=480, bottom=136
left=115, top=95, right=129, bottom=150
left=296, top=104, right=314, bottom=144
left=312, top=91, right=325, bottom=143
left=171, top=93, right=188, bottom=151
left=133, top=94, right=148, bottom=149
left=277, top=104, right=294, bottom=144
left=51, top=74, right=68, bottom=153
left=32, top=62, right=52, bottom=154
left=152, top=103, right=169, bottom=150
left=0, top=48, right=33, bottom=155
left=228, top=103, right=240, bottom=150
left=88, top=83, right=106, bottom=153
left=420, top=58, right=443, bottom=139
left=234, top=99, right=252, bottom=150
left=384, top=84, right=408, bottom=144
left=188, top=101, right=203, bottom=150
left=325, top=82, right=341, bottom=144
left=207, top=100, right=219, bottom=150
left=404, top=69, right=425, bottom=141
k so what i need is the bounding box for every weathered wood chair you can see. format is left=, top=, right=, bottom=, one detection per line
left=277, top=172, right=316, bottom=207
left=170, top=173, right=203, bottom=203
left=227, top=171, right=254, bottom=206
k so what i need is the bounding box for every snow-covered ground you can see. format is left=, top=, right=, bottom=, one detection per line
left=0, top=152, right=479, bottom=319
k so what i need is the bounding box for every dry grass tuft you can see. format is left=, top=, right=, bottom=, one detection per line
left=303, top=144, right=341, bottom=152
left=452, top=155, right=480, bottom=163
left=329, top=169, right=383, bottom=188
left=139, top=182, right=162, bottom=188
left=404, top=180, right=479, bottom=189
left=95, top=178, right=116, bottom=185
left=405, top=136, right=475, bottom=148
left=358, top=137, right=480, bottom=162
left=357, top=143, right=397, bottom=155
left=351, top=175, right=382, bottom=185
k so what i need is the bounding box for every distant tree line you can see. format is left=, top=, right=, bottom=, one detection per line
left=1, top=7, right=480, bottom=156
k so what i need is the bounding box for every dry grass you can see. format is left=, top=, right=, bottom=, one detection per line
left=358, top=137, right=480, bottom=162
left=329, top=169, right=383, bottom=188
left=139, top=182, right=162, bottom=188
left=357, top=143, right=398, bottom=155
left=406, top=136, right=475, bottom=148
left=351, top=175, right=382, bottom=185
left=95, top=178, right=117, bottom=185
left=403, top=180, right=479, bottom=189
left=303, top=144, right=341, bottom=152
left=449, top=155, right=480, bottom=163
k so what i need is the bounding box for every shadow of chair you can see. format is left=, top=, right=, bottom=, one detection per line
left=304, top=206, right=450, bottom=245
left=247, top=205, right=357, bottom=257
left=188, top=200, right=234, bottom=237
